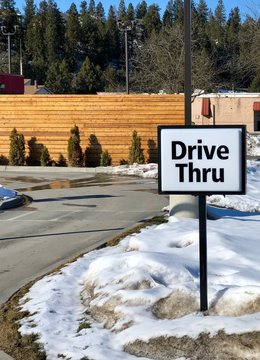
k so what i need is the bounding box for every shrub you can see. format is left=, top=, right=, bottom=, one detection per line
left=128, top=130, right=145, bottom=165
left=67, top=125, right=83, bottom=167
left=40, top=146, right=51, bottom=166
left=57, top=154, right=67, bottom=167
left=0, top=155, right=9, bottom=165
left=100, top=150, right=112, bottom=166
left=9, top=128, right=25, bottom=166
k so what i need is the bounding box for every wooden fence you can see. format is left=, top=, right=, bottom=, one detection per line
left=0, top=94, right=184, bottom=166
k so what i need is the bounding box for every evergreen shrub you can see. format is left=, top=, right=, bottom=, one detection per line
left=128, top=130, right=145, bottom=165
left=9, top=128, right=25, bottom=166
left=40, top=146, right=51, bottom=166
left=100, top=150, right=112, bottom=166
left=67, top=125, right=83, bottom=167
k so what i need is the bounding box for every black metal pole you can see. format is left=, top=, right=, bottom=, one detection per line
left=7, top=34, right=11, bottom=74
left=184, top=0, right=192, bottom=126
left=199, top=195, right=208, bottom=311
left=125, top=30, right=129, bottom=94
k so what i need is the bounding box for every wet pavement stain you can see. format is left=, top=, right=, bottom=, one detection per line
left=3, top=174, right=149, bottom=192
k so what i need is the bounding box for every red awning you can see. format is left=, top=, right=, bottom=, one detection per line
left=253, top=102, right=260, bottom=111
left=201, top=97, right=211, bottom=117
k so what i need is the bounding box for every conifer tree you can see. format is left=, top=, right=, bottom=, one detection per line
left=67, top=125, right=83, bottom=167
left=104, top=5, right=120, bottom=64
left=118, top=0, right=126, bottom=20
left=64, top=2, right=80, bottom=72
left=135, top=0, right=147, bottom=20
left=75, top=57, right=102, bottom=93
left=143, top=4, right=161, bottom=38
left=45, top=0, right=65, bottom=64
left=163, top=0, right=174, bottom=27
left=45, top=60, right=72, bottom=93
left=23, top=0, right=36, bottom=28
left=9, top=128, right=25, bottom=166
left=129, top=130, right=144, bottom=164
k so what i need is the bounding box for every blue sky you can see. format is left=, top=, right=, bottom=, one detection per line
left=14, top=0, right=254, bottom=18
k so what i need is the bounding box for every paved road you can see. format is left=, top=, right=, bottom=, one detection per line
left=0, top=169, right=168, bottom=307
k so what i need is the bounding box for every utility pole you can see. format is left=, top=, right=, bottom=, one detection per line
left=184, top=0, right=192, bottom=126
left=1, top=25, right=18, bottom=74
left=117, top=20, right=136, bottom=94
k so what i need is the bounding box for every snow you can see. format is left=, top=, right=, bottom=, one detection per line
left=17, top=157, right=260, bottom=359
left=0, top=132, right=256, bottom=359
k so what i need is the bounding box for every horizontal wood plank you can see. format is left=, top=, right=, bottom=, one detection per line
left=0, top=94, right=184, bottom=165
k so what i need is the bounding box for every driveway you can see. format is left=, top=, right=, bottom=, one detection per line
left=0, top=169, right=168, bottom=306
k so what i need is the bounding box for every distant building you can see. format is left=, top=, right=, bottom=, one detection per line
left=192, top=93, right=260, bottom=132
left=0, top=74, right=53, bottom=95
left=24, top=79, right=53, bottom=94
left=0, top=74, right=24, bottom=94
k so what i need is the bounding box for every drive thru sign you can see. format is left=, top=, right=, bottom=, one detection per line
left=158, top=125, right=246, bottom=312
left=158, top=125, right=246, bottom=195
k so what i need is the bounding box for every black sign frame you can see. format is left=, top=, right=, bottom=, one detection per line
left=158, top=125, right=246, bottom=196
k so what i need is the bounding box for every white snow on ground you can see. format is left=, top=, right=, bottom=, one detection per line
left=247, top=133, right=260, bottom=157
left=18, top=158, right=260, bottom=360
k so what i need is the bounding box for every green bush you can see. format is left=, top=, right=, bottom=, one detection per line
left=57, top=154, right=67, bottom=167
left=40, top=146, right=51, bottom=166
left=67, top=125, right=83, bottom=167
left=128, top=130, right=145, bottom=165
left=9, top=128, right=25, bottom=166
left=100, top=150, right=112, bottom=166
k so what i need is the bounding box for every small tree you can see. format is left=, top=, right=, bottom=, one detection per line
left=129, top=130, right=145, bottom=164
left=9, top=128, right=25, bottom=166
left=67, top=125, right=83, bottom=167
left=100, top=150, right=112, bottom=166
left=40, top=146, right=51, bottom=166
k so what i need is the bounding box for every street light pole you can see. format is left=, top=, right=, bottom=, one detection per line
left=1, top=25, right=18, bottom=74
left=184, top=0, right=192, bottom=125
left=117, top=20, right=136, bottom=94
left=124, top=29, right=129, bottom=94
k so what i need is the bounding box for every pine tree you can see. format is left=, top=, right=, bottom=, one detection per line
left=135, top=0, right=147, bottom=20
left=172, top=0, right=184, bottom=25
left=45, top=0, right=65, bottom=64
left=45, top=60, right=72, bottom=93
left=75, top=57, right=102, bottom=94
left=64, top=3, right=80, bottom=72
left=143, top=4, right=161, bottom=38
left=23, top=0, right=36, bottom=28
left=80, top=0, right=104, bottom=65
left=118, top=0, right=126, bottom=21
left=125, top=3, right=135, bottom=22
left=104, top=5, right=120, bottom=64
left=162, top=0, right=174, bottom=27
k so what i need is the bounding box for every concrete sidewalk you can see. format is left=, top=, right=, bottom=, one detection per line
left=0, top=350, right=14, bottom=360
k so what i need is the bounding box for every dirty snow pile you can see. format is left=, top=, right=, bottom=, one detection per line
left=18, top=161, right=260, bottom=360
left=247, top=133, right=260, bottom=157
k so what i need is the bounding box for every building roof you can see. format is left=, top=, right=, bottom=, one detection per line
left=24, top=79, right=53, bottom=95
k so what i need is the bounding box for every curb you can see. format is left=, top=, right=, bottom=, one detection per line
left=0, top=165, right=114, bottom=174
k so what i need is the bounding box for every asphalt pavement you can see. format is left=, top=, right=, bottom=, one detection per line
left=0, top=166, right=168, bottom=360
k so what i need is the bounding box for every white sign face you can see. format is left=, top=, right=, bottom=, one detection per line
left=158, top=126, right=246, bottom=194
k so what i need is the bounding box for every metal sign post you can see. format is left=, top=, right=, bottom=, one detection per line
left=199, top=195, right=208, bottom=311
left=158, top=125, right=246, bottom=312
